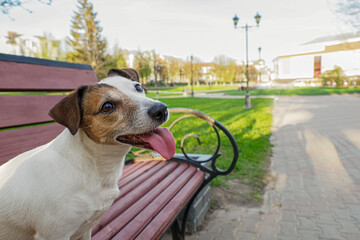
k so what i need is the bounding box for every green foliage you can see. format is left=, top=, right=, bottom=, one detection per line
left=165, top=56, right=181, bottom=83
left=66, top=0, right=107, bottom=80
left=35, top=33, right=63, bottom=60
left=104, top=48, right=128, bottom=73
left=115, top=53, right=128, bottom=69
left=158, top=97, right=273, bottom=191
left=213, top=55, right=237, bottom=83
left=181, top=56, right=202, bottom=86
left=111, top=48, right=128, bottom=69
left=158, top=58, right=169, bottom=84
left=320, top=66, right=344, bottom=88
left=134, top=51, right=152, bottom=84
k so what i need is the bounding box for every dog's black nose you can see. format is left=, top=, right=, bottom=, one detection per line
left=148, top=103, right=168, bottom=122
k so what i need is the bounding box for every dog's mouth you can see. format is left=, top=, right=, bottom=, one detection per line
left=116, top=127, right=175, bottom=160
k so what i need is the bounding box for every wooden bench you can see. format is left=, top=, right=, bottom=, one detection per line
left=0, top=53, right=239, bottom=240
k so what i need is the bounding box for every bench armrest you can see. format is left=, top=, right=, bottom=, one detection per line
left=126, top=108, right=239, bottom=239
left=168, top=108, right=238, bottom=179
left=130, top=108, right=239, bottom=181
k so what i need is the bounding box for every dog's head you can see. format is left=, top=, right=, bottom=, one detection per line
left=49, top=68, right=175, bottom=160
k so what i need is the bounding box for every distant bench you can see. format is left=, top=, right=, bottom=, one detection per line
left=0, top=53, right=239, bottom=240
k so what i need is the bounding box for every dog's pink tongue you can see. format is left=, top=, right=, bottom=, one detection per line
left=136, top=127, right=176, bottom=160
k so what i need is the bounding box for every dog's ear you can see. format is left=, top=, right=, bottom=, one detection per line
left=49, top=85, right=87, bottom=135
left=107, top=68, right=139, bottom=82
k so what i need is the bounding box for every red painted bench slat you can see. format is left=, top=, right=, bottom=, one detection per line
left=115, top=161, right=171, bottom=201
left=92, top=161, right=200, bottom=240
left=117, top=161, right=160, bottom=187
left=0, top=95, right=66, bottom=128
left=119, top=161, right=148, bottom=179
left=112, top=164, right=200, bottom=240
left=0, top=124, right=64, bottom=165
left=135, top=170, right=205, bottom=240
left=92, top=161, right=178, bottom=236
left=0, top=61, right=97, bottom=91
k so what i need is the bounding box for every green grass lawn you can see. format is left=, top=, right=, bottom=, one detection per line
left=216, top=87, right=360, bottom=96
left=157, top=97, right=273, bottom=200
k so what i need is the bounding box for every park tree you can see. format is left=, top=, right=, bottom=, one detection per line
left=213, top=55, right=236, bottom=84
left=165, top=56, right=181, bottom=83
left=193, top=62, right=202, bottom=86
left=235, top=64, right=246, bottom=83
left=320, top=66, right=345, bottom=87
left=182, top=56, right=201, bottom=87
left=66, top=0, right=108, bottom=79
left=134, top=51, right=152, bottom=84
left=106, top=48, right=128, bottom=70
left=151, top=52, right=170, bottom=85
left=213, top=55, right=225, bottom=84
left=157, top=58, right=169, bottom=85
left=175, top=60, right=185, bottom=83
left=332, top=66, right=344, bottom=87
left=321, top=70, right=332, bottom=87
left=224, top=60, right=236, bottom=83
left=151, top=51, right=160, bottom=85
left=113, top=49, right=128, bottom=69
left=248, top=65, right=258, bottom=82
left=35, top=33, right=63, bottom=60
left=183, top=61, right=192, bottom=86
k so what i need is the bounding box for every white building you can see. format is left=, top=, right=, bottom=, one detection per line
left=273, top=32, right=360, bottom=85
left=2, top=32, right=63, bottom=60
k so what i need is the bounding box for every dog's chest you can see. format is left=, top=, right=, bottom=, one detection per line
left=87, top=187, right=119, bottom=215
left=72, top=187, right=119, bottom=238
left=102, top=187, right=119, bottom=201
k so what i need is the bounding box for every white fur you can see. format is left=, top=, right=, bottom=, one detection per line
left=0, top=76, right=164, bottom=240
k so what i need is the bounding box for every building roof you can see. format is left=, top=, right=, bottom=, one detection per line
left=277, top=41, right=360, bottom=59
left=303, top=32, right=360, bottom=45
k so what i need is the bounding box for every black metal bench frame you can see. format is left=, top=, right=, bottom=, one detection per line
left=130, top=108, right=239, bottom=239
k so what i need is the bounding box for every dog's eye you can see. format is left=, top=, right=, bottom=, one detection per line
left=100, top=102, right=114, bottom=113
left=135, top=84, right=143, bottom=93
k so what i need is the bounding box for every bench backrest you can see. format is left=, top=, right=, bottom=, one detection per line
left=0, top=53, right=98, bottom=165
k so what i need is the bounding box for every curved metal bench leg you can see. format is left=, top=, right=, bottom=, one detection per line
left=171, top=219, right=183, bottom=240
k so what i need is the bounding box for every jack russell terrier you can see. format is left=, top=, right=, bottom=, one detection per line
left=0, top=68, right=176, bottom=240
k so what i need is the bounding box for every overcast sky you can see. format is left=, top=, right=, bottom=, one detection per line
left=0, top=0, right=355, bottom=68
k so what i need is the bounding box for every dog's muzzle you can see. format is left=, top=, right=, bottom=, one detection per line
left=148, top=102, right=168, bottom=122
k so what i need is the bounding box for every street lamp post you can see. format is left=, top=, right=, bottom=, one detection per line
left=154, top=64, right=161, bottom=98
left=190, top=55, right=194, bottom=97
left=233, top=12, right=261, bottom=109
left=180, top=68, right=183, bottom=82
left=258, top=46, right=262, bottom=60
left=258, top=46, right=262, bottom=83
left=154, top=65, right=158, bottom=98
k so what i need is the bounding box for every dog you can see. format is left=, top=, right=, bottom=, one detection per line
left=0, top=68, right=175, bottom=240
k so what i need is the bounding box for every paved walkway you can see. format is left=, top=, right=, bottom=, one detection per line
left=187, top=95, right=360, bottom=240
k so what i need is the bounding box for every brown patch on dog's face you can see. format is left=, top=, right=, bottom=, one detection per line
left=80, top=84, right=137, bottom=145
left=50, top=72, right=168, bottom=146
